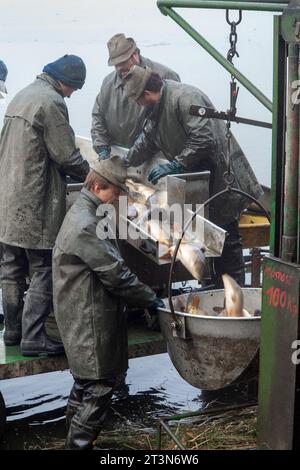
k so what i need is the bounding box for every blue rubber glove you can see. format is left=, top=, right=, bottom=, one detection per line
left=144, top=298, right=165, bottom=332
left=98, top=147, right=110, bottom=160
left=121, top=152, right=131, bottom=168
left=148, top=160, right=184, bottom=185
left=149, top=297, right=165, bottom=312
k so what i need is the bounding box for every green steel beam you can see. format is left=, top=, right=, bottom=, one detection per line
left=270, top=15, right=286, bottom=255
left=158, top=1, right=287, bottom=13
left=282, top=43, right=299, bottom=262
left=157, top=4, right=273, bottom=111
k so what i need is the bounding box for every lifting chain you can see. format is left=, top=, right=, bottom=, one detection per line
left=224, top=9, right=242, bottom=186
left=226, top=9, right=242, bottom=65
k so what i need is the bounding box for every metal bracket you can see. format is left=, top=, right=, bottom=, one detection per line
left=189, top=105, right=272, bottom=129
left=171, top=315, right=191, bottom=340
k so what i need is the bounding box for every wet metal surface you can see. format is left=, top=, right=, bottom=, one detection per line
left=159, top=289, right=261, bottom=390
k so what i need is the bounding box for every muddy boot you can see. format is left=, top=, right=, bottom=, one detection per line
left=2, top=282, right=25, bottom=346
left=65, top=379, right=115, bottom=450
left=21, top=299, right=65, bottom=356
left=65, top=422, right=98, bottom=450
left=1, top=244, right=28, bottom=344
left=65, top=382, right=84, bottom=432
left=66, top=404, right=79, bottom=433
left=20, top=268, right=64, bottom=357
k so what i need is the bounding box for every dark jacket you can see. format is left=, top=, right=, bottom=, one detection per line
left=53, top=188, right=157, bottom=380
left=0, top=73, right=89, bottom=249
left=91, top=56, right=180, bottom=152
left=127, top=80, right=263, bottom=225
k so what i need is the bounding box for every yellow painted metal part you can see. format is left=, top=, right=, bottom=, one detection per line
left=239, top=213, right=270, bottom=248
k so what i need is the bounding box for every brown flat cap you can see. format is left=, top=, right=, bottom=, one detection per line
left=107, top=33, right=137, bottom=66
left=123, top=65, right=153, bottom=102
left=90, top=155, right=128, bottom=192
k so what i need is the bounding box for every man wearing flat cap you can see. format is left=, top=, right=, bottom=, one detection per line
left=0, top=54, right=89, bottom=356
left=123, top=65, right=264, bottom=287
left=53, top=155, right=163, bottom=449
left=91, top=33, right=180, bottom=161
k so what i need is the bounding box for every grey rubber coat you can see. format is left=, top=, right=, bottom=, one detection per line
left=91, top=56, right=180, bottom=152
left=53, top=188, right=157, bottom=380
left=127, top=80, right=263, bottom=225
left=0, top=73, right=89, bottom=249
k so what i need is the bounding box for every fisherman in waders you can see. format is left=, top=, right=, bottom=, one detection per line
left=0, top=55, right=89, bottom=355
left=53, top=155, right=163, bottom=450
left=123, top=65, right=264, bottom=287
left=91, top=33, right=180, bottom=160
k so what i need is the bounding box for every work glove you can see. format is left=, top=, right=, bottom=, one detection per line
left=98, top=146, right=111, bottom=160
left=143, top=297, right=165, bottom=332
left=149, top=297, right=165, bottom=312
left=148, top=160, right=184, bottom=185
left=121, top=150, right=131, bottom=168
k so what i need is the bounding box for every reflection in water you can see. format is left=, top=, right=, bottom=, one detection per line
left=0, top=353, right=256, bottom=449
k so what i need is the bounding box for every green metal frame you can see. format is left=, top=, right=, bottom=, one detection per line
left=156, top=0, right=300, bottom=450
left=282, top=42, right=299, bottom=261
left=270, top=15, right=286, bottom=255
left=157, top=0, right=290, bottom=112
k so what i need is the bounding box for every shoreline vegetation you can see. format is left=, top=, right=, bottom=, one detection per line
left=21, top=405, right=257, bottom=451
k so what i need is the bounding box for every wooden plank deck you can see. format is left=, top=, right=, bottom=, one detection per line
left=0, top=322, right=166, bottom=380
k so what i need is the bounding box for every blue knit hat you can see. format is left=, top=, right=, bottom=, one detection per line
left=43, top=54, right=86, bottom=89
left=0, top=60, right=8, bottom=94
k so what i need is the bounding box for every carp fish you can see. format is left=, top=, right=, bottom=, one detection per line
left=174, top=243, right=206, bottom=281
left=126, top=181, right=206, bottom=281
left=126, top=179, right=156, bottom=205
left=184, top=274, right=252, bottom=317
left=185, top=293, right=209, bottom=316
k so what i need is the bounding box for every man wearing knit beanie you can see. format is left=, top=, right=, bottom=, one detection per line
left=0, top=54, right=89, bottom=357
left=43, top=54, right=86, bottom=96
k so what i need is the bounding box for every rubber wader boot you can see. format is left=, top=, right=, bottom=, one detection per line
left=65, top=381, right=84, bottom=432
left=2, top=282, right=25, bottom=346
left=20, top=271, right=64, bottom=356
left=65, top=380, right=114, bottom=450
left=65, top=423, right=98, bottom=450
left=66, top=403, right=79, bottom=433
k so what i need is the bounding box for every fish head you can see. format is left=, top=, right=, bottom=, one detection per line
left=222, top=274, right=243, bottom=317
left=178, top=243, right=206, bottom=281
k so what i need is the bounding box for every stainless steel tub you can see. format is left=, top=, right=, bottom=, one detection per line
left=158, top=288, right=261, bottom=390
